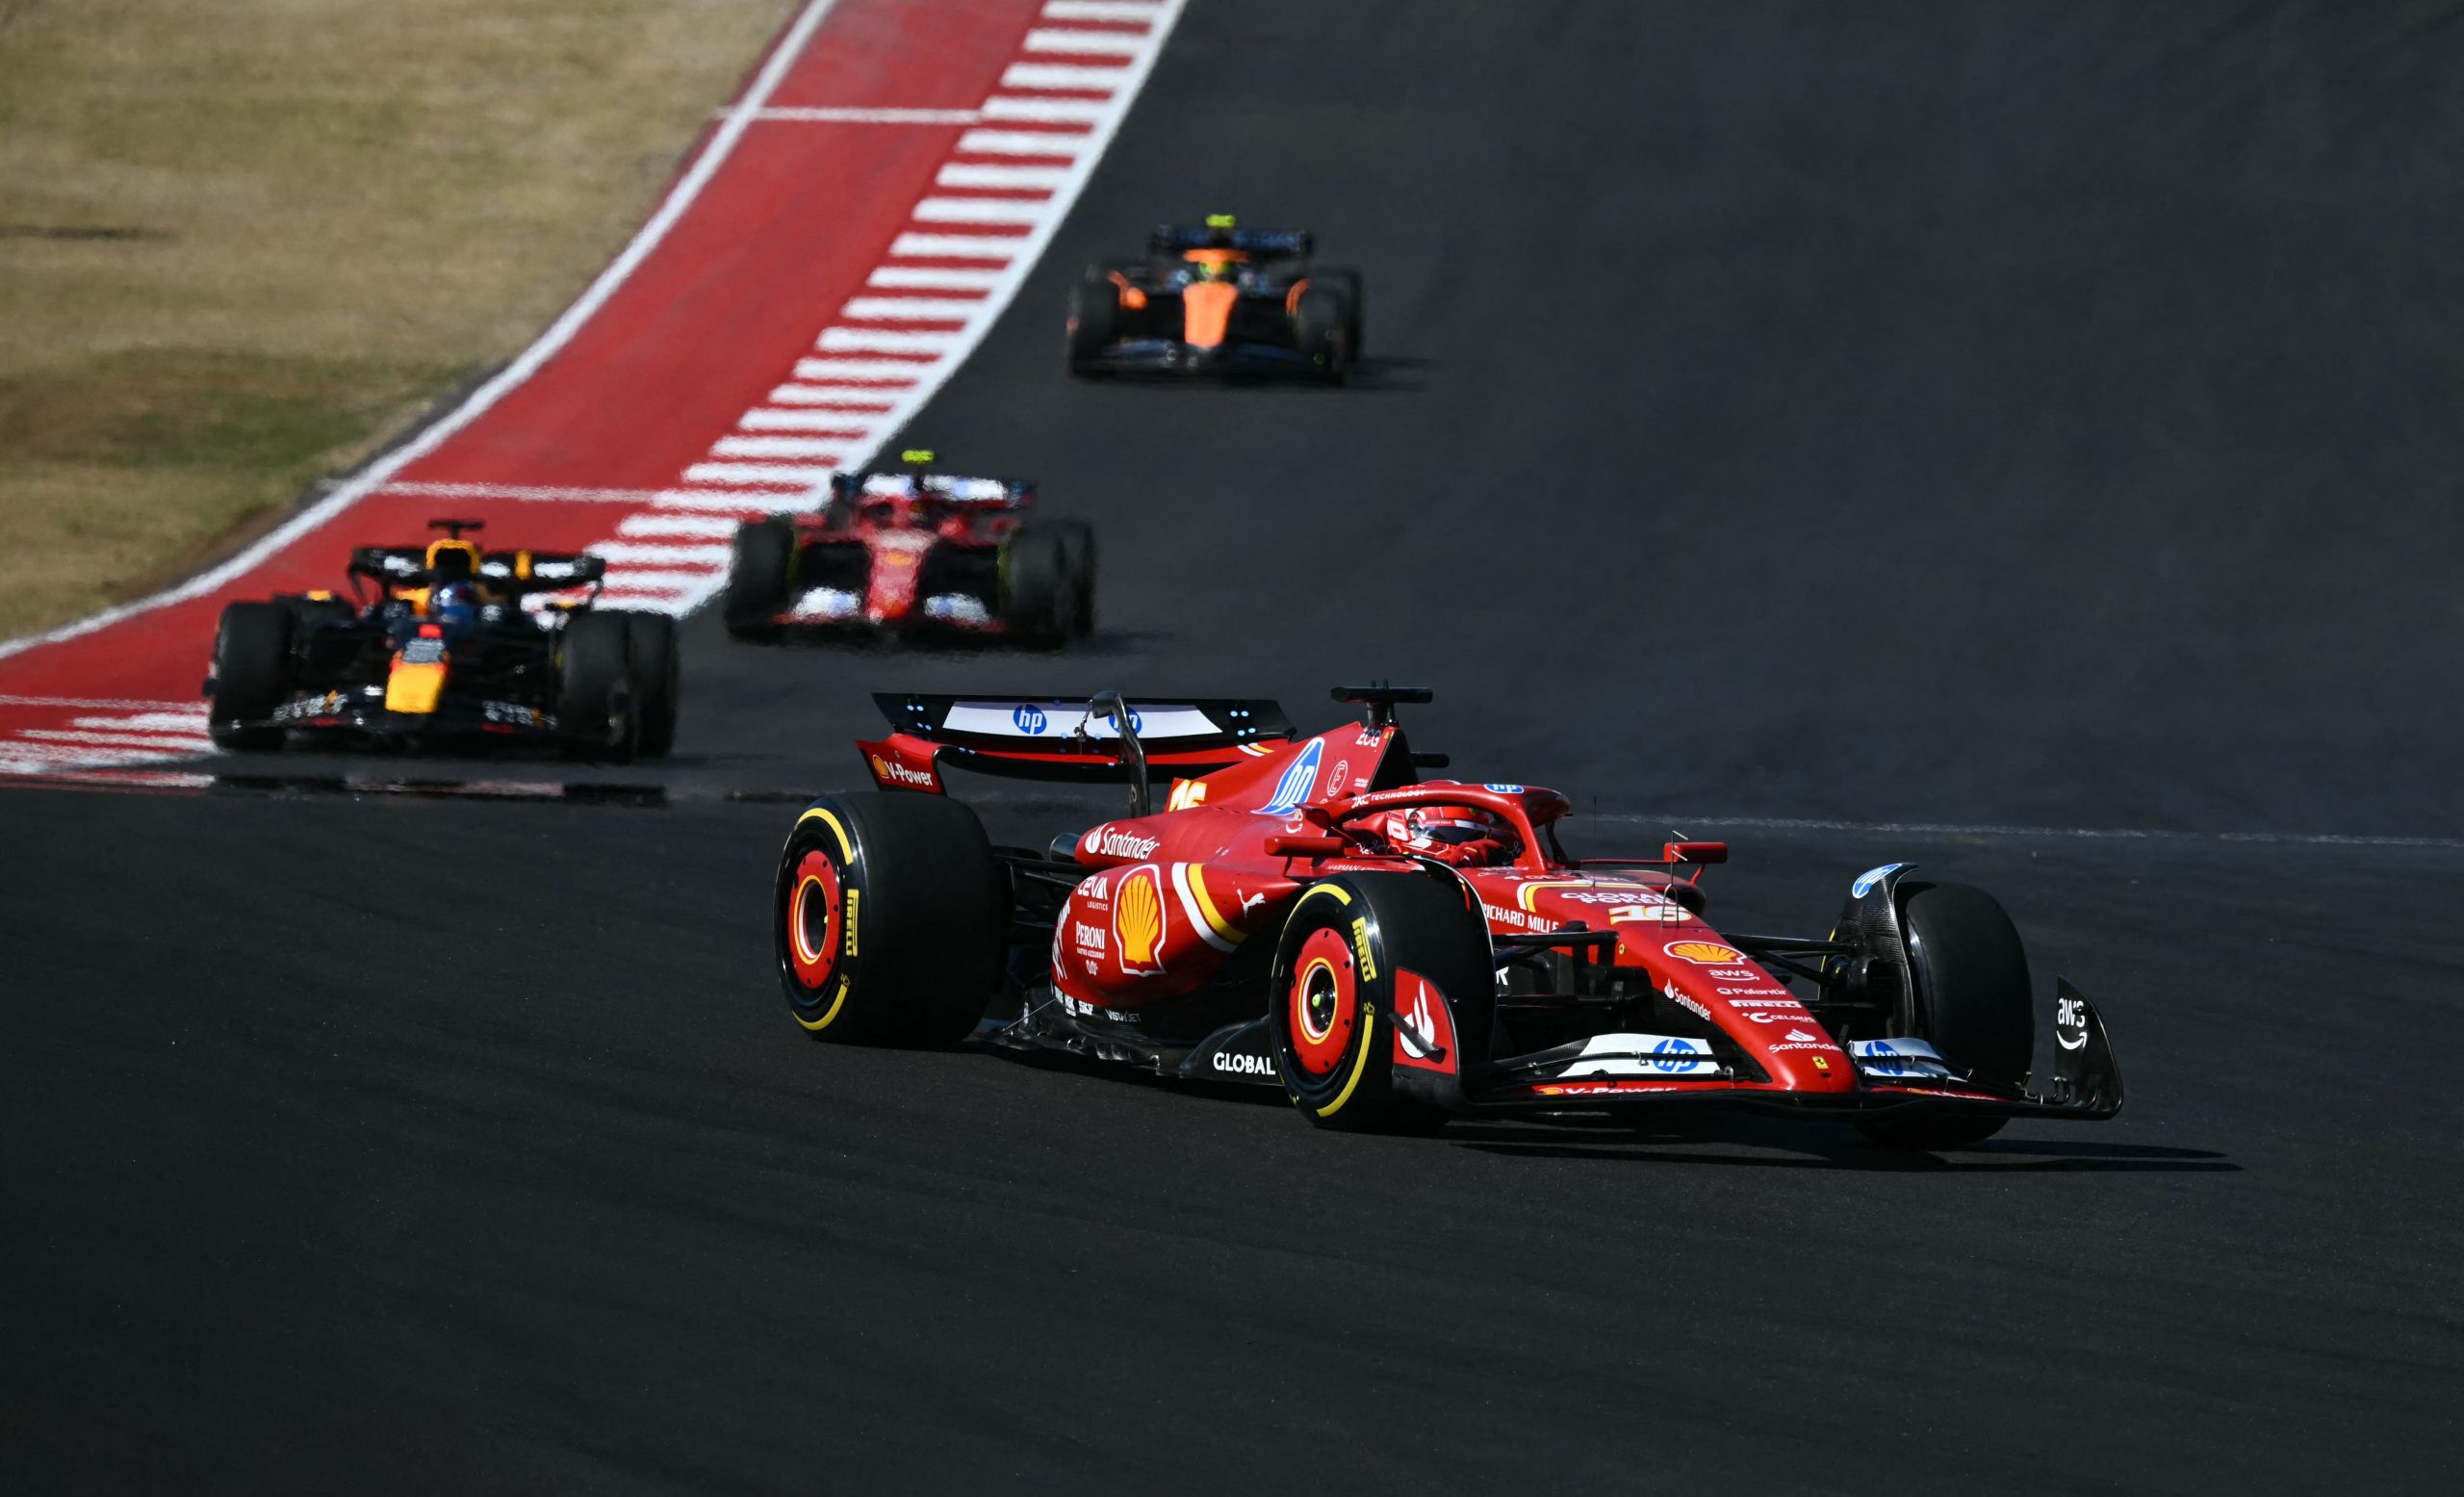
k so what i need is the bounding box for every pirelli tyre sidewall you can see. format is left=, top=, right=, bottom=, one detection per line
left=1269, top=872, right=1491, bottom=1130
left=773, top=792, right=1008, bottom=1046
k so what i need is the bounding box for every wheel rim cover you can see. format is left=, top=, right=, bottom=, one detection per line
left=787, top=850, right=844, bottom=991
left=1287, top=925, right=1357, bottom=1076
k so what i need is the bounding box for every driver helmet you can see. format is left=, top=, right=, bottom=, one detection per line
left=429, top=580, right=478, bottom=632
left=1184, top=249, right=1241, bottom=283
left=1379, top=804, right=1521, bottom=867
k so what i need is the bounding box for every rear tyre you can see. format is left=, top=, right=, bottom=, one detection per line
left=1270, top=872, right=1492, bottom=1132
left=999, top=528, right=1078, bottom=650
left=1065, top=264, right=1120, bottom=375
left=724, top=518, right=795, bottom=642
left=207, top=601, right=294, bottom=752
left=621, top=610, right=680, bottom=758
left=1293, top=285, right=1355, bottom=383
left=1855, top=880, right=2034, bottom=1150
left=774, top=793, right=1008, bottom=1045
left=557, top=611, right=636, bottom=762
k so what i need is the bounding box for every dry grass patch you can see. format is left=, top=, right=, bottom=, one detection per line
left=0, top=0, right=796, bottom=639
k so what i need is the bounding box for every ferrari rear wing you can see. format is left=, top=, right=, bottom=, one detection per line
left=860, top=692, right=1293, bottom=791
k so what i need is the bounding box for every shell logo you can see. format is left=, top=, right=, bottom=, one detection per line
left=1664, top=940, right=1746, bottom=965
left=1114, top=865, right=1165, bottom=974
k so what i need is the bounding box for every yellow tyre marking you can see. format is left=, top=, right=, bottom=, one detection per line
left=795, top=976, right=852, bottom=1032
left=790, top=808, right=857, bottom=1028
left=796, top=806, right=854, bottom=861
left=1294, top=881, right=1352, bottom=913
left=1315, top=1008, right=1378, bottom=1118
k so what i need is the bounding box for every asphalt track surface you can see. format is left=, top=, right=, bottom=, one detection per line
left=5, top=3, right=2460, bottom=1490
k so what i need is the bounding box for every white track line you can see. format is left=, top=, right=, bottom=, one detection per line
left=378, top=480, right=673, bottom=504
left=738, top=410, right=878, bottom=432
left=682, top=462, right=841, bottom=487
left=18, top=730, right=218, bottom=753
left=0, top=695, right=204, bottom=711
left=709, top=435, right=858, bottom=459
left=732, top=106, right=980, bottom=123
left=839, top=296, right=985, bottom=321
left=763, top=387, right=898, bottom=408
left=911, top=196, right=1054, bottom=225
left=1024, top=29, right=1149, bottom=55
left=978, top=96, right=1112, bottom=122
left=618, top=513, right=742, bottom=537
left=937, top=163, right=1074, bottom=190
left=589, top=542, right=732, bottom=567
left=888, top=231, right=1026, bottom=258
left=817, top=327, right=965, bottom=353
left=0, top=0, right=846, bottom=663
left=1001, top=62, right=1132, bottom=90
left=790, top=356, right=934, bottom=380
left=70, top=713, right=211, bottom=732
left=1042, top=1, right=1167, bottom=19
left=867, top=266, right=1007, bottom=290
left=955, top=130, right=1093, bottom=158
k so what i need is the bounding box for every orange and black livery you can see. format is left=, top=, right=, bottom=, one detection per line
left=1065, top=216, right=1364, bottom=382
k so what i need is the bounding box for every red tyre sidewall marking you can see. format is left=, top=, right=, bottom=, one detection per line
left=1288, top=925, right=1357, bottom=1076
left=787, top=848, right=844, bottom=990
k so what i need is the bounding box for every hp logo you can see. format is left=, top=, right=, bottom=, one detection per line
left=1013, top=704, right=1048, bottom=735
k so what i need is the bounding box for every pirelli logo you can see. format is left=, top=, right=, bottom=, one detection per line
left=1349, top=917, right=1376, bottom=981
left=843, top=890, right=860, bottom=957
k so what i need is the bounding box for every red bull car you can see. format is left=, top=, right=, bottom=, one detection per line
left=1065, top=218, right=1363, bottom=382
left=722, top=460, right=1094, bottom=647
left=204, top=518, right=677, bottom=761
left=770, top=687, right=2124, bottom=1147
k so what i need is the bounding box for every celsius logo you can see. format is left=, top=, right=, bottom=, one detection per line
left=1212, top=1051, right=1276, bottom=1076
left=1012, top=704, right=1049, bottom=735
left=1259, top=739, right=1323, bottom=815
left=1086, top=828, right=1161, bottom=860
left=1851, top=863, right=1906, bottom=898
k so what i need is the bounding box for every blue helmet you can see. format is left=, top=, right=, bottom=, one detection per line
left=430, top=581, right=478, bottom=631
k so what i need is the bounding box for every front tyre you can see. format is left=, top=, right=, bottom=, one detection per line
left=1856, top=880, right=2035, bottom=1150
left=1270, top=872, right=1492, bottom=1131
left=207, top=601, right=294, bottom=751
left=1065, top=263, right=1120, bottom=375
left=774, top=793, right=1008, bottom=1046
left=557, top=610, right=636, bottom=762
left=620, top=609, right=680, bottom=758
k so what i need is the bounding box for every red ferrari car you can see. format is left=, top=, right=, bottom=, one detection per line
left=723, top=456, right=1094, bottom=647
left=771, top=687, right=2122, bottom=1147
